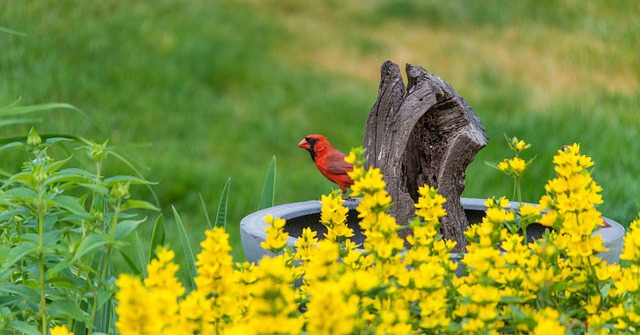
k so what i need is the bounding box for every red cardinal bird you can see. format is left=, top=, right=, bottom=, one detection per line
left=298, top=134, right=354, bottom=196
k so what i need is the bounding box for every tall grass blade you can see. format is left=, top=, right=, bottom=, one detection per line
left=149, top=214, right=166, bottom=263
left=0, top=102, right=104, bottom=134
left=118, top=249, right=142, bottom=276
left=0, top=118, right=41, bottom=127
left=0, top=26, right=27, bottom=36
left=172, top=206, right=197, bottom=290
left=199, top=194, right=213, bottom=229
left=134, top=231, right=147, bottom=276
left=257, top=156, right=276, bottom=210
left=215, top=178, right=231, bottom=229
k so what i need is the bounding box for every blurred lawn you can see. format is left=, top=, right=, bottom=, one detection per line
left=2, top=0, right=639, bottom=265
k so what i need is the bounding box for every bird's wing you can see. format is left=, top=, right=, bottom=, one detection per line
left=324, top=150, right=353, bottom=175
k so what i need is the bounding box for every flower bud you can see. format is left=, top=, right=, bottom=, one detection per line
left=27, top=128, right=41, bottom=147
left=32, top=164, right=48, bottom=185
left=110, top=182, right=130, bottom=200
left=89, top=140, right=108, bottom=162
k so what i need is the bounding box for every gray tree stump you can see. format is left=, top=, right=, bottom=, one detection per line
left=363, top=61, right=488, bottom=252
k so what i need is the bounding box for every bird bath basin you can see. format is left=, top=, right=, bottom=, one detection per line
left=240, top=198, right=625, bottom=265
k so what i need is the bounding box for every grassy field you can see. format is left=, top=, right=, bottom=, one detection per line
left=2, top=0, right=639, bottom=265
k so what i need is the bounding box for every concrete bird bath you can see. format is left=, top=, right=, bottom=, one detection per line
left=240, top=198, right=626, bottom=265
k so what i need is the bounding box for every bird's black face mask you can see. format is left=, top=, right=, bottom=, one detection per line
left=304, top=137, right=318, bottom=162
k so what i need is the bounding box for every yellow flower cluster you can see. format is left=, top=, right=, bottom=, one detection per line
left=495, top=136, right=534, bottom=179
left=116, top=248, right=184, bottom=334
left=260, top=214, right=288, bottom=253
left=114, top=145, right=640, bottom=335
left=498, top=157, right=527, bottom=177
left=319, top=191, right=353, bottom=243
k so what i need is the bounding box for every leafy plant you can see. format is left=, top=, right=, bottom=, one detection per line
left=0, top=128, right=158, bottom=334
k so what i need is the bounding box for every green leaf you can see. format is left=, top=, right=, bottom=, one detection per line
left=4, top=186, right=37, bottom=199
left=50, top=195, right=91, bottom=218
left=0, top=208, right=29, bottom=222
left=42, top=230, right=62, bottom=246
left=134, top=231, right=147, bottom=276
left=257, top=156, right=276, bottom=210
left=72, top=233, right=110, bottom=263
left=78, top=182, right=110, bottom=196
left=0, top=167, right=13, bottom=178
left=0, top=283, right=39, bottom=302
left=45, top=168, right=93, bottom=185
left=214, top=178, right=231, bottom=229
left=48, top=258, right=71, bottom=276
left=44, top=156, right=72, bottom=174
left=6, top=172, right=33, bottom=187
left=0, top=141, right=25, bottom=151
left=173, top=206, right=196, bottom=289
left=96, top=290, right=115, bottom=334
left=44, top=136, right=75, bottom=145
left=114, top=218, right=146, bottom=240
left=118, top=249, right=142, bottom=276
left=0, top=118, right=41, bottom=127
left=103, top=175, right=157, bottom=185
left=0, top=102, right=80, bottom=117
left=122, top=199, right=160, bottom=211
left=1, top=242, right=37, bottom=276
left=500, top=296, right=524, bottom=304
left=49, top=299, right=88, bottom=322
left=149, top=215, right=165, bottom=263
left=97, top=289, right=114, bottom=310
left=199, top=193, right=213, bottom=229
left=6, top=320, right=40, bottom=335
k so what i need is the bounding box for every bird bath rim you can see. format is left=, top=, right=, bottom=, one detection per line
left=240, top=198, right=625, bottom=265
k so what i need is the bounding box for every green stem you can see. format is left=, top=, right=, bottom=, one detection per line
left=38, top=203, right=47, bottom=333
left=87, top=199, right=121, bottom=335
left=515, top=177, right=522, bottom=205
left=86, top=160, right=105, bottom=335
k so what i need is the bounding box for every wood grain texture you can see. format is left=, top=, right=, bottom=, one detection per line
left=363, top=61, right=488, bottom=251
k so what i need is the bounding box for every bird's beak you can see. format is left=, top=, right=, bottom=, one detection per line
left=298, top=139, right=310, bottom=149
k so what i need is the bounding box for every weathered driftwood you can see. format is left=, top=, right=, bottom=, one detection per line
left=363, top=61, right=488, bottom=252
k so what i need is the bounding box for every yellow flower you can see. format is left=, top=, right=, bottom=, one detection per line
left=319, top=191, right=353, bottom=243
left=414, top=185, right=447, bottom=224
left=614, top=273, right=639, bottom=293
left=620, top=218, right=640, bottom=262
left=509, top=157, right=526, bottom=174
left=498, top=159, right=509, bottom=172
left=50, top=325, right=73, bottom=335
left=260, top=214, right=289, bottom=253
left=498, top=157, right=527, bottom=177
left=179, top=290, right=216, bottom=334
left=115, top=274, right=149, bottom=335
left=294, top=227, right=319, bottom=262
left=484, top=196, right=510, bottom=209
left=533, top=308, right=566, bottom=335
left=519, top=204, right=540, bottom=218
left=305, top=282, right=358, bottom=335
left=515, top=139, right=527, bottom=151
left=144, top=248, right=184, bottom=296
left=350, top=167, right=386, bottom=197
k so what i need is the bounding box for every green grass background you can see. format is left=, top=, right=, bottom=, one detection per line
left=2, top=0, right=639, bottom=262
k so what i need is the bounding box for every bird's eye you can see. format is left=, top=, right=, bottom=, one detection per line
left=306, top=137, right=317, bottom=145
